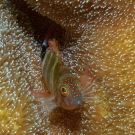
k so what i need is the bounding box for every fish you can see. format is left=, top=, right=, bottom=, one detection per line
left=31, top=26, right=96, bottom=117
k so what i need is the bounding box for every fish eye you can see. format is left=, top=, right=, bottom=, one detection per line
left=61, top=87, right=68, bottom=96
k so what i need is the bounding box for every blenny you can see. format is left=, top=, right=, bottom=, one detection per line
left=31, top=26, right=96, bottom=117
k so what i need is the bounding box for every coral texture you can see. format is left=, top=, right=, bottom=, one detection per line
left=0, top=0, right=49, bottom=134
left=1, top=0, right=135, bottom=134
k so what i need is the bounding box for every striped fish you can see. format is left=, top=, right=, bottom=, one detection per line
left=31, top=26, right=96, bottom=116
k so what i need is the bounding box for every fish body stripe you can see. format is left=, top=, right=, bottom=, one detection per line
left=50, top=58, right=59, bottom=92
left=42, top=50, right=60, bottom=94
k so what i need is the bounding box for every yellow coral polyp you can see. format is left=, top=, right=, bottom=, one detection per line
left=0, top=110, right=20, bottom=134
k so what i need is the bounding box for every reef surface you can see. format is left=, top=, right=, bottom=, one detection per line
left=0, top=0, right=135, bottom=134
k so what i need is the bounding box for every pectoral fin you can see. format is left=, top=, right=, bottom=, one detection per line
left=81, top=66, right=93, bottom=88
left=30, top=90, right=53, bottom=97
left=81, top=66, right=96, bottom=103
left=30, top=90, right=57, bottom=118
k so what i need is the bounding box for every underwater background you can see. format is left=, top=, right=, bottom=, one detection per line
left=0, top=0, right=135, bottom=134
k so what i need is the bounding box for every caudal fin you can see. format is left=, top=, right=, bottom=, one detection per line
left=42, top=25, right=58, bottom=60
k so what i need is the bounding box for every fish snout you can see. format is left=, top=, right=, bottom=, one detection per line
left=72, top=97, right=82, bottom=105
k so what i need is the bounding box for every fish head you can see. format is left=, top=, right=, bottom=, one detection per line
left=56, top=74, right=82, bottom=110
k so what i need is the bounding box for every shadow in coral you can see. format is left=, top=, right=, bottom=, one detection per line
left=9, top=0, right=66, bottom=49
left=49, top=106, right=83, bottom=132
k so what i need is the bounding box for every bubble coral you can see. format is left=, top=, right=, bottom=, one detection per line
left=1, top=0, right=135, bottom=134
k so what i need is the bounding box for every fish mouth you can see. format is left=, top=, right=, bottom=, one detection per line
left=73, top=100, right=82, bottom=105
left=64, top=96, right=82, bottom=106
left=64, top=96, right=73, bottom=106
left=63, top=96, right=82, bottom=110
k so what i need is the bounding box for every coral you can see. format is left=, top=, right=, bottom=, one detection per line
left=1, top=0, right=135, bottom=134
left=0, top=0, right=49, bottom=134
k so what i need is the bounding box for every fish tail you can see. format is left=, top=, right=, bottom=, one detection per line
left=41, top=25, right=57, bottom=60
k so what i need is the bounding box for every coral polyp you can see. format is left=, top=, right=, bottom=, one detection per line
left=1, top=0, right=135, bottom=134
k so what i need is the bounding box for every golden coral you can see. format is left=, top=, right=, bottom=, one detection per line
left=22, top=0, right=135, bottom=134
left=0, top=0, right=49, bottom=134
left=1, top=0, right=135, bottom=134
